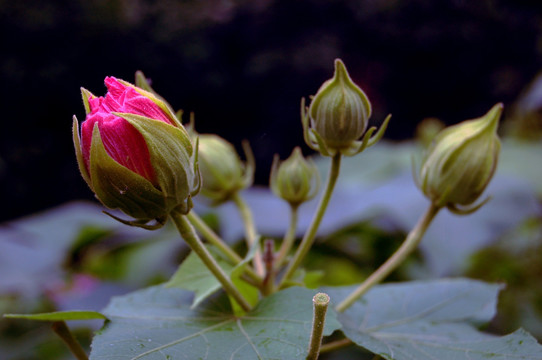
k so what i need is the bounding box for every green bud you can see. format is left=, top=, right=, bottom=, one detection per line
left=309, top=59, right=371, bottom=150
left=197, top=134, right=254, bottom=204
left=303, top=59, right=390, bottom=157
left=270, top=147, right=320, bottom=207
left=419, top=103, right=503, bottom=213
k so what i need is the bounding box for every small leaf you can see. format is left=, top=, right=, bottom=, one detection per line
left=325, top=278, right=542, bottom=360
left=4, top=310, right=106, bottom=321
left=166, top=240, right=260, bottom=311
left=89, top=285, right=341, bottom=359
left=165, top=248, right=234, bottom=309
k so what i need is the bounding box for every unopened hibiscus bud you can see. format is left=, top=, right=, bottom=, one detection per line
left=419, top=103, right=503, bottom=214
left=195, top=132, right=254, bottom=204
left=303, top=59, right=390, bottom=157
left=73, top=77, right=200, bottom=228
left=270, top=147, right=320, bottom=207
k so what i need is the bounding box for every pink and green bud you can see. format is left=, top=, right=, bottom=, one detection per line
left=270, top=147, right=320, bottom=207
left=419, top=103, right=502, bottom=213
left=73, top=77, right=200, bottom=228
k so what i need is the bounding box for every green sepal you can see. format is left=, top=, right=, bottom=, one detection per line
left=72, top=116, right=92, bottom=187
left=134, top=70, right=180, bottom=126
left=134, top=70, right=156, bottom=94
left=89, top=124, right=167, bottom=221
left=80, top=87, right=95, bottom=115
left=118, top=113, right=200, bottom=215
left=103, top=211, right=167, bottom=230
left=240, top=140, right=255, bottom=189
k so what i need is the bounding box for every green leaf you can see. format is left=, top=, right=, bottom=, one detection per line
left=89, top=285, right=341, bottom=360
left=325, top=278, right=542, bottom=360
left=228, top=238, right=261, bottom=315
left=166, top=240, right=260, bottom=311
left=165, top=248, right=234, bottom=309
left=4, top=310, right=106, bottom=321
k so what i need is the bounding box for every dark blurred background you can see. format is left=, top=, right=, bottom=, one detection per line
left=1, top=0, right=541, bottom=222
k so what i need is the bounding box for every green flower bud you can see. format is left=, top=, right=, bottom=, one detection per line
left=197, top=134, right=254, bottom=204
left=303, top=59, right=390, bottom=157
left=419, top=103, right=503, bottom=213
left=270, top=147, right=320, bottom=207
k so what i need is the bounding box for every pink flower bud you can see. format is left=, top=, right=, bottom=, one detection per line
left=73, top=76, right=200, bottom=228
left=80, top=77, right=176, bottom=184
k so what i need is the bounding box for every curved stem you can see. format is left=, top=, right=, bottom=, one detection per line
left=231, top=192, right=265, bottom=276
left=279, top=153, right=342, bottom=288
left=335, top=203, right=441, bottom=313
left=51, top=321, right=88, bottom=360
left=170, top=210, right=252, bottom=312
left=186, top=211, right=242, bottom=264
left=275, top=204, right=299, bottom=268
left=186, top=211, right=262, bottom=286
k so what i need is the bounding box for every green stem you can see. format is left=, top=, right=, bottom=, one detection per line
left=335, top=203, right=441, bottom=312
left=186, top=211, right=262, bottom=286
left=306, top=293, right=330, bottom=360
left=275, top=204, right=299, bottom=268
left=187, top=211, right=241, bottom=264
left=51, top=321, right=88, bottom=360
left=279, top=154, right=342, bottom=287
left=232, top=192, right=265, bottom=276
left=170, top=210, right=252, bottom=312
left=319, top=338, right=353, bottom=353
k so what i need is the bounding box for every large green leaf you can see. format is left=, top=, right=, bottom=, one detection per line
left=325, top=278, right=542, bottom=359
left=90, top=285, right=341, bottom=360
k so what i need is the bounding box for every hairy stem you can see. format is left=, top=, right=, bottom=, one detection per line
left=170, top=210, right=252, bottom=312
left=335, top=203, right=440, bottom=312
left=279, top=154, right=342, bottom=287
left=306, top=293, right=330, bottom=360
left=51, top=321, right=88, bottom=360
left=186, top=210, right=262, bottom=286
left=232, top=192, right=265, bottom=276
left=275, top=204, right=299, bottom=268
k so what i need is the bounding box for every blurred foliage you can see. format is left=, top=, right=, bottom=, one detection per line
left=466, top=216, right=542, bottom=339
left=305, top=221, right=411, bottom=286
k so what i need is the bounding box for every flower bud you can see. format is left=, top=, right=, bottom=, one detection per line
left=270, top=147, right=320, bottom=207
left=73, top=77, right=200, bottom=228
left=196, top=134, right=254, bottom=204
left=419, top=103, right=503, bottom=212
left=306, top=59, right=372, bottom=155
